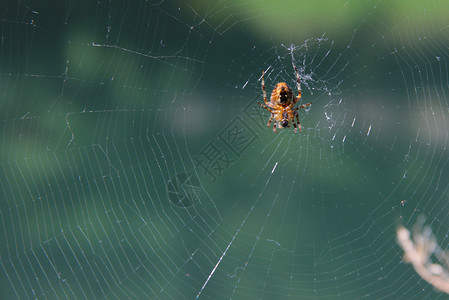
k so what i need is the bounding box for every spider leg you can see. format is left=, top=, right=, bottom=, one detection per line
left=267, top=114, right=273, bottom=127
left=272, top=122, right=278, bottom=133
left=261, top=70, right=267, bottom=103
left=293, top=102, right=312, bottom=110
left=293, top=65, right=302, bottom=104
left=295, top=112, right=302, bottom=133
left=258, top=102, right=274, bottom=113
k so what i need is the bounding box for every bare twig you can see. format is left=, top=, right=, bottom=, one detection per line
left=397, top=218, right=449, bottom=294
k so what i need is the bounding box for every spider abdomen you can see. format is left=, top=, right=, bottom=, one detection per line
left=271, top=82, right=294, bottom=106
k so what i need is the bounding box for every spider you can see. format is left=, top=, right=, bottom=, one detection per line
left=259, top=65, right=311, bottom=133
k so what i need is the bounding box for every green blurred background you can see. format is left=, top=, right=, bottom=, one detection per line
left=1, top=0, right=449, bottom=299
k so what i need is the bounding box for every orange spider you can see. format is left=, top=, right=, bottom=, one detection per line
left=259, top=65, right=311, bottom=133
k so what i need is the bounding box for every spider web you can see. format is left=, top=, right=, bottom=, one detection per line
left=1, top=0, right=449, bottom=299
